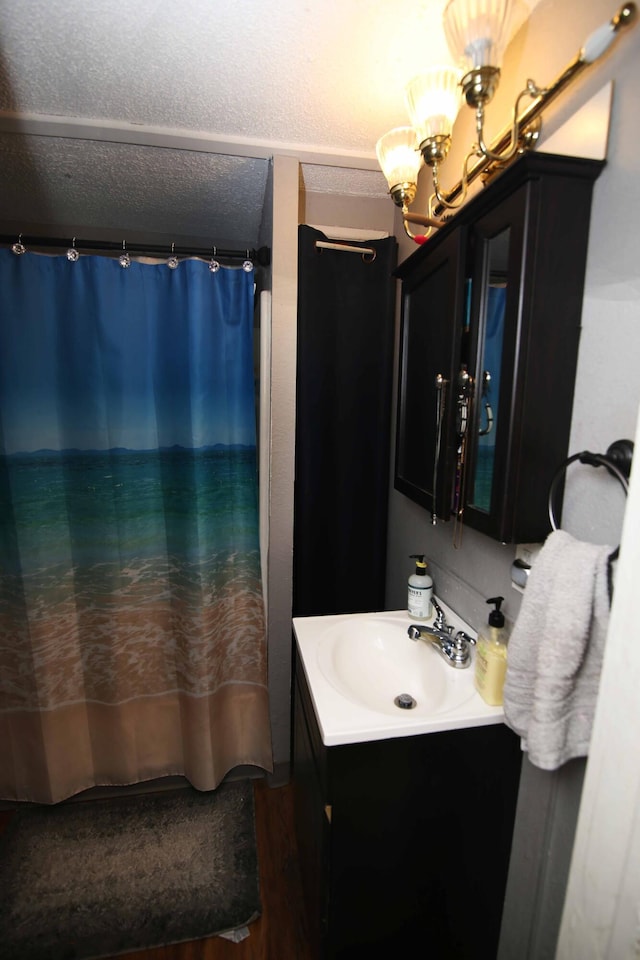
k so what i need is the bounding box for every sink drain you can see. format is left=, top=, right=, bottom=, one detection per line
left=394, top=693, right=417, bottom=710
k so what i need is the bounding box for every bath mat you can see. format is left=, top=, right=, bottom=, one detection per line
left=0, top=779, right=260, bottom=960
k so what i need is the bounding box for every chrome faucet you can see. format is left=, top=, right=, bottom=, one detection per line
left=408, top=621, right=476, bottom=669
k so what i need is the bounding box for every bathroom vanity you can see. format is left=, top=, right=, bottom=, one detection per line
left=292, top=608, right=522, bottom=959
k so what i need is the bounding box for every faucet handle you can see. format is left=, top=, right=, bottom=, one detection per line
left=431, top=598, right=447, bottom=630
left=449, top=630, right=475, bottom=667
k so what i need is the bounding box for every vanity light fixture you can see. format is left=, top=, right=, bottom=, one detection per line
left=375, top=126, right=423, bottom=218
left=376, top=0, right=637, bottom=242
left=404, top=65, right=465, bottom=213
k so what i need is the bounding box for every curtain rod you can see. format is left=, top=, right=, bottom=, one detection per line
left=315, top=239, right=377, bottom=260
left=0, top=234, right=271, bottom=267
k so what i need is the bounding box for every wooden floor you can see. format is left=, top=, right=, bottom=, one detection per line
left=0, top=778, right=315, bottom=960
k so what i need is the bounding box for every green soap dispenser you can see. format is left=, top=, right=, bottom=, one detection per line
left=475, top=596, right=508, bottom=706
left=407, top=555, right=433, bottom=620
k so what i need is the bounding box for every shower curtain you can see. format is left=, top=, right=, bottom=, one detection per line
left=0, top=249, right=272, bottom=803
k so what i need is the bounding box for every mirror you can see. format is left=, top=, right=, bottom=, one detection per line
left=470, top=227, right=510, bottom=513
left=394, top=230, right=465, bottom=519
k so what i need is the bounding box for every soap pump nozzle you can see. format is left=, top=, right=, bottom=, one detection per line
left=410, top=553, right=427, bottom=575
left=486, top=595, right=505, bottom=628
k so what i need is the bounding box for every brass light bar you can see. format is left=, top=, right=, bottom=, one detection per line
left=430, top=2, right=636, bottom=218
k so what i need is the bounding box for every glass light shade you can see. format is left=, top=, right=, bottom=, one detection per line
left=443, top=0, right=515, bottom=71
left=375, top=127, right=421, bottom=190
left=405, top=67, right=462, bottom=147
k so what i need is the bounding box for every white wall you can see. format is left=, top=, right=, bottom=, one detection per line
left=264, top=155, right=300, bottom=784
left=557, top=402, right=640, bottom=959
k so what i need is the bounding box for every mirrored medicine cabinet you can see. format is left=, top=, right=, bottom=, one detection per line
left=394, top=152, right=605, bottom=544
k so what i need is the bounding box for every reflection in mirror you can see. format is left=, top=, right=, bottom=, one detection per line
left=471, top=228, right=509, bottom=512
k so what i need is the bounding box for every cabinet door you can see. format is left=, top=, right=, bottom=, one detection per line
left=463, top=183, right=530, bottom=540
left=463, top=169, right=593, bottom=542
left=293, top=673, right=330, bottom=959
left=395, top=228, right=466, bottom=520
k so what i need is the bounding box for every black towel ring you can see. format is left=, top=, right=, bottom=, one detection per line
left=548, top=439, right=633, bottom=564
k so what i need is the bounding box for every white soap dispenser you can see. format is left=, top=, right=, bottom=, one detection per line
left=407, top=555, right=433, bottom=620
left=474, top=596, right=508, bottom=706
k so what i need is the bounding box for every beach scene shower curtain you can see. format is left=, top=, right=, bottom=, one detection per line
left=0, top=249, right=272, bottom=802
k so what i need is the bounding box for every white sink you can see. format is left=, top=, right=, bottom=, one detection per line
left=317, top=616, right=469, bottom=717
left=293, top=604, right=504, bottom=746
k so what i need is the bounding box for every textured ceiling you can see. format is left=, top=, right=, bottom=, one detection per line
left=0, top=0, right=537, bottom=250
left=0, top=133, right=271, bottom=249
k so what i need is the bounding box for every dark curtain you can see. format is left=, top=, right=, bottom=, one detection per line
left=294, top=225, right=397, bottom=617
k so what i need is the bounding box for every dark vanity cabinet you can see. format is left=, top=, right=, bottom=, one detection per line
left=293, top=659, right=522, bottom=959
left=395, top=153, right=604, bottom=542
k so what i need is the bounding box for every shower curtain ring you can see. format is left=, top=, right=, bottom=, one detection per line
left=242, top=249, right=253, bottom=273
left=119, top=240, right=131, bottom=268
left=66, top=237, right=80, bottom=262
left=167, top=242, right=179, bottom=270
left=209, top=246, right=220, bottom=273
left=11, top=233, right=26, bottom=255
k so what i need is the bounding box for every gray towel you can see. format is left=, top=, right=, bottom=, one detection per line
left=503, top=529, right=612, bottom=770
